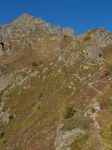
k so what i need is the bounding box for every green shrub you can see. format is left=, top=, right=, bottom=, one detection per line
left=32, top=62, right=38, bottom=67
left=64, top=106, right=75, bottom=119
left=32, top=60, right=43, bottom=67
left=91, top=107, right=96, bottom=113
left=0, top=131, right=4, bottom=138
left=38, top=93, right=43, bottom=98
left=8, top=114, right=14, bottom=120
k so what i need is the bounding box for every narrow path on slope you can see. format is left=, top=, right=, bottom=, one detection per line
left=88, top=87, right=111, bottom=150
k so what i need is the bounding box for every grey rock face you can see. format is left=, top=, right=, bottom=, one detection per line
left=79, top=28, right=112, bottom=60
left=86, top=46, right=102, bottom=59
left=54, top=124, right=85, bottom=150
left=91, top=28, right=112, bottom=47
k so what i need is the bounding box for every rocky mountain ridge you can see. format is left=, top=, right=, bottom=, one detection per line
left=0, top=14, right=112, bottom=150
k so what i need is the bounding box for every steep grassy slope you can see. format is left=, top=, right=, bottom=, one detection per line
left=0, top=14, right=112, bottom=150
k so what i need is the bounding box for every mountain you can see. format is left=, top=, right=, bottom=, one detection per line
left=0, top=14, right=112, bottom=150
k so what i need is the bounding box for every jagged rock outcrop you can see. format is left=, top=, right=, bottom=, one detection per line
left=79, top=28, right=112, bottom=59
left=62, top=28, right=75, bottom=37
left=54, top=124, right=85, bottom=150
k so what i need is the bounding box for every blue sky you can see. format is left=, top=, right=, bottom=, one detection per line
left=0, top=0, right=112, bottom=34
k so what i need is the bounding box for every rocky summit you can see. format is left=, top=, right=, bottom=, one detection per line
left=0, top=14, right=112, bottom=150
